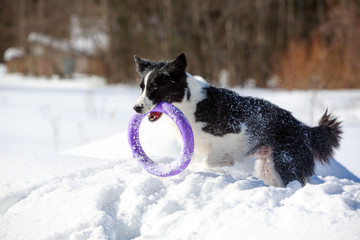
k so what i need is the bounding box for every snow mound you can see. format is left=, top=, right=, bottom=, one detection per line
left=1, top=133, right=360, bottom=240
left=4, top=48, right=24, bottom=61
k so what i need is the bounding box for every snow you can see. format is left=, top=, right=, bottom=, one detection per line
left=3, top=47, right=24, bottom=61
left=0, top=68, right=360, bottom=239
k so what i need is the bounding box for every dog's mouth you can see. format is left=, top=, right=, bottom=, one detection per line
left=148, top=112, right=163, bottom=122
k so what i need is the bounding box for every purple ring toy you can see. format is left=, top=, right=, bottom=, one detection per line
left=128, top=101, right=194, bottom=177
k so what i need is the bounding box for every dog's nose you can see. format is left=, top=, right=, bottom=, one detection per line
left=133, top=105, right=143, bottom=113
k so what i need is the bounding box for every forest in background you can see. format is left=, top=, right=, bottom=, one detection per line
left=1, top=0, right=359, bottom=89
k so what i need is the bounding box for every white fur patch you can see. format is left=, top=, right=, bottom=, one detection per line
left=135, top=71, right=155, bottom=113
left=254, top=146, right=284, bottom=187
left=203, top=131, right=250, bottom=168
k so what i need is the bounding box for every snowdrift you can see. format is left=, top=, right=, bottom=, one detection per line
left=1, top=132, right=360, bottom=240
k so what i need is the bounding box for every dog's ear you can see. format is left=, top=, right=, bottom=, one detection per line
left=134, top=55, right=153, bottom=74
left=168, top=53, right=187, bottom=74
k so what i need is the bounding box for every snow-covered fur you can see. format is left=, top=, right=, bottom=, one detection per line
left=133, top=53, right=342, bottom=187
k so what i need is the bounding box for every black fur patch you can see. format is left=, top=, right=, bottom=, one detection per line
left=195, top=87, right=243, bottom=136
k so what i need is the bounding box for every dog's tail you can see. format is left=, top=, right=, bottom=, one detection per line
left=310, top=110, right=342, bottom=164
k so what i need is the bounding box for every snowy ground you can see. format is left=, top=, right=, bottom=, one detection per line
left=1, top=66, right=360, bottom=240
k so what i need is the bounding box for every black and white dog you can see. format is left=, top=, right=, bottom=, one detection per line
left=133, top=53, right=342, bottom=187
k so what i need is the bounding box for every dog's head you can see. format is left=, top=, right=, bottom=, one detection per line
left=133, top=53, right=188, bottom=114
